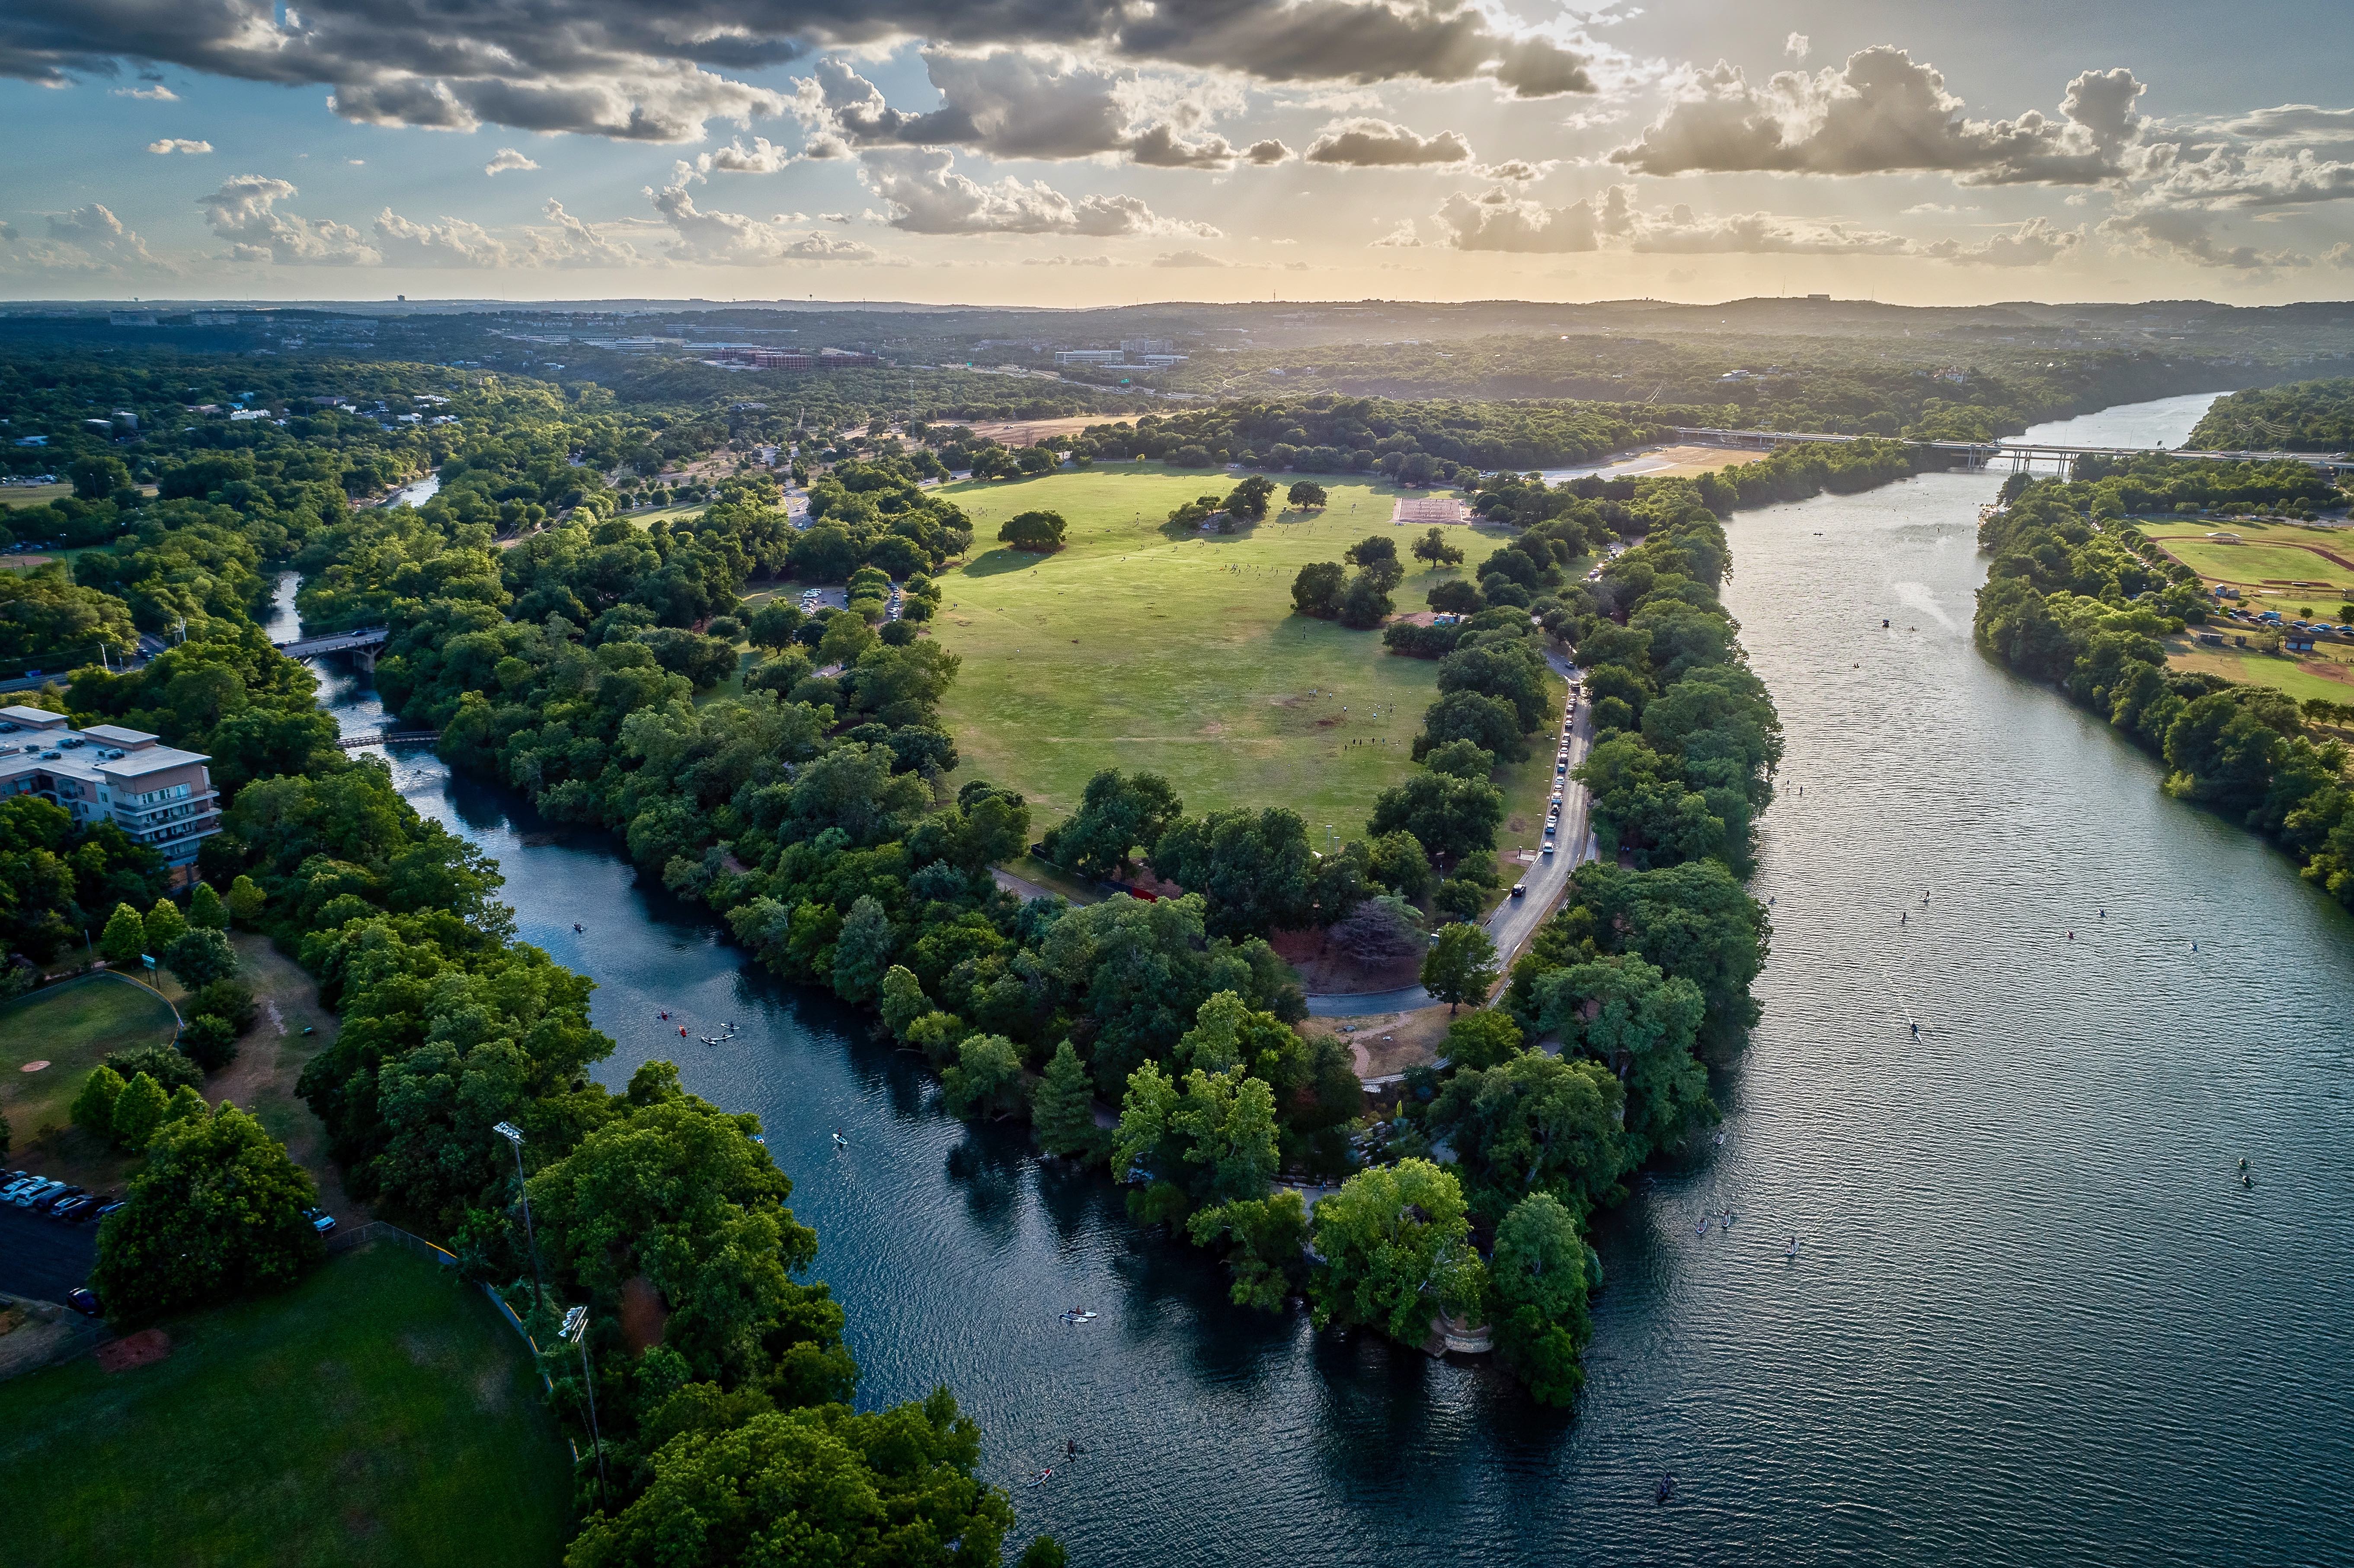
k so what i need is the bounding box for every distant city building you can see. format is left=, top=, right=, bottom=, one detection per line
left=1056, top=349, right=1125, bottom=365
left=818, top=348, right=880, bottom=368
left=109, top=311, right=158, bottom=327
left=1119, top=338, right=1175, bottom=355
left=0, top=707, right=222, bottom=873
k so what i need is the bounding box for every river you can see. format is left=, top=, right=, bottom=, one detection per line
left=278, top=390, right=2354, bottom=1566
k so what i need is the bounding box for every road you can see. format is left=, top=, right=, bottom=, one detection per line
left=1302, top=653, right=1594, bottom=1016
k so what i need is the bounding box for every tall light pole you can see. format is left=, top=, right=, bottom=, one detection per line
left=492, top=1121, right=542, bottom=1312
left=561, top=1305, right=611, bottom=1507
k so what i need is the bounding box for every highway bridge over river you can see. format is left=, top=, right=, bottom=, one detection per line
left=1665, top=426, right=2354, bottom=477
left=272, top=626, right=389, bottom=671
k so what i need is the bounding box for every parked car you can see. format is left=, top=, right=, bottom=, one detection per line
left=30, top=1184, right=83, bottom=1214
left=10, top=1178, right=64, bottom=1207
left=0, top=1173, right=39, bottom=1202
left=95, top=1201, right=125, bottom=1219
left=304, top=1207, right=337, bottom=1235
left=65, top=1288, right=101, bottom=1318
left=50, top=1194, right=101, bottom=1223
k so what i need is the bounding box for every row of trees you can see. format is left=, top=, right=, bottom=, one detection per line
left=1975, top=459, right=2353, bottom=910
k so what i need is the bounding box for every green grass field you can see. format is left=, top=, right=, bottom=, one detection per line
left=929, top=463, right=1518, bottom=825
left=0, top=1244, right=575, bottom=1568
left=0, top=975, right=180, bottom=1143
left=2145, top=524, right=2354, bottom=599
left=2169, top=638, right=2354, bottom=707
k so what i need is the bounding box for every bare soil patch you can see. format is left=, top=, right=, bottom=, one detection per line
left=1302, top=1006, right=1452, bottom=1077
left=98, top=1328, right=173, bottom=1373
left=1269, top=927, right=1423, bottom=994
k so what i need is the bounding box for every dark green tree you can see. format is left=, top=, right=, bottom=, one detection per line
left=1489, top=1191, right=1595, bottom=1405
left=1291, top=561, right=1347, bottom=619
left=1422, top=921, right=1500, bottom=1014
left=998, top=510, right=1068, bottom=552
left=1031, top=1041, right=1102, bottom=1158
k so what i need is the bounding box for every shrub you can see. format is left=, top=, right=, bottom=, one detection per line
left=178, top=1015, right=240, bottom=1071
left=111, top=1071, right=170, bottom=1151
left=165, top=928, right=239, bottom=988
left=102, top=1046, right=203, bottom=1093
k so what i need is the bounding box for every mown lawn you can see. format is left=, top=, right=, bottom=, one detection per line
left=929, top=463, right=1519, bottom=824
left=0, top=1244, right=575, bottom=1568
left=2144, top=523, right=2354, bottom=599
left=0, top=974, right=179, bottom=1143
left=2168, top=638, right=2354, bottom=707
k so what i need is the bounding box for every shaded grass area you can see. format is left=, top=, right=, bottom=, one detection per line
left=0, top=1244, right=575, bottom=1568
left=931, top=464, right=1518, bottom=824
left=0, top=974, right=179, bottom=1143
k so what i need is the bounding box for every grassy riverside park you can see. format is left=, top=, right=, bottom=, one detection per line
left=0, top=1244, right=574, bottom=1568
left=928, top=463, right=1526, bottom=825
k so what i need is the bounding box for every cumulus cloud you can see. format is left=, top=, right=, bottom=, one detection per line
left=1478, top=158, right=1556, bottom=182
left=530, top=198, right=644, bottom=267
left=1372, top=218, right=1422, bottom=247
left=372, top=209, right=512, bottom=267
left=1305, top=118, right=1473, bottom=167
left=1433, top=187, right=1598, bottom=252
left=1784, top=32, right=1809, bottom=60
left=1151, top=248, right=1225, bottom=266
left=2098, top=207, right=2308, bottom=270
left=1921, top=216, right=2085, bottom=266
left=196, top=176, right=379, bottom=264
left=147, top=138, right=212, bottom=154
left=43, top=202, right=157, bottom=265
left=1610, top=49, right=2147, bottom=185
left=0, top=0, right=1596, bottom=142
left=857, top=147, right=1216, bottom=236
left=650, top=183, right=882, bottom=262
left=485, top=147, right=541, bottom=175
left=113, top=84, right=176, bottom=100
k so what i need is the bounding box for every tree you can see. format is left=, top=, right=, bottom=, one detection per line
left=1532, top=954, right=1711, bottom=1159
left=72, top=1064, right=125, bottom=1140
left=1417, top=689, right=1526, bottom=762
left=225, top=875, right=267, bottom=926
left=1327, top=895, right=1422, bottom=966
left=162, top=1083, right=209, bottom=1127
left=747, top=602, right=806, bottom=650
left=1020, top=1537, right=1070, bottom=1568
left=1031, top=1041, right=1102, bottom=1159
left=1420, top=738, right=1495, bottom=782
left=178, top=1015, right=238, bottom=1070
left=1287, top=481, right=1327, bottom=510
left=1428, top=1051, right=1626, bottom=1224
left=1308, top=1159, right=1481, bottom=1344
left=91, top=1102, right=323, bottom=1323
left=166, top=927, right=239, bottom=989
left=1489, top=1191, right=1594, bottom=1405
left=1040, top=768, right=1183, bottom=878
left=111, top=1071, right=170, bottom=1151
left=99, top=902, right=147, bottom=965
left=1440, top=1008, right=1524, bottom=1070
left=1412, top=526, right=1466, bottom=567
left=1151, top=807, right=1315, bottom=938
left=941, top=1033, right=1026, bottom=1121
left=143, top=896, right=186, bottom=954
left=186, top=881, right=228, bottom=930
left=1365, top=829, right=1433, bottom=899
left=1187, top=1189, right=1308, bottom=1311
left=1344, top=535, right=1400, bottom=572
left=563, top=1394, right=1013, bottom=1568
left=70, top=454, right=133, bottom=501
left=1422, top=921, right=1499, bottom=1013
left=998, top=510, right=1068, bottom=552
left=1338, top=571, right=1394, bottom=629
left=1224, top=475, right=1276, bottom=521
left=1369, top=770, right=1504, bottom=862
left=1292, top=561, right=1347, bottom=619
left=1426, top=578, right=1482, bottom=615
left=831, top=895, right=895, bottom=1003
left=1168, top=1068, right=1279, bottom=1207
left=878, top=965, right=931, bottom=1040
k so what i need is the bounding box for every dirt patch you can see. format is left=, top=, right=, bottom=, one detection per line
left=959, top=415, right=1106, bottom=445
left=98, top=1328, right=173, bottom=1373
left=619, top=1274, right=670, bottom=1353
left=1302, top=1006, right=1454, bottom=1077
left=1270, top=927, right=1423, bottom=994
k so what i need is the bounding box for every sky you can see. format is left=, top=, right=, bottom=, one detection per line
left=3, top=0, right=2350, bottom=307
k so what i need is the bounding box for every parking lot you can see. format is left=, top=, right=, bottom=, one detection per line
left=0, top=1199, right=99, bottom=1306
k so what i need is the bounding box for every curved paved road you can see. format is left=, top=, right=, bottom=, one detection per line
left=1303, top=654, right=1594, bottom=1016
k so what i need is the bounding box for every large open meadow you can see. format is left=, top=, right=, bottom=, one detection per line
left=2144, top=521, right=2354, bottom=601
left=928, top=463, right=1518, bottom=826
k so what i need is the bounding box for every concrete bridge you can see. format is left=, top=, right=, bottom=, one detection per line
left=274, top=626, right=389, bottom=672
left=333, top=729, right=439, bottom=750
left=1662, top=426, right=2354, bottom=477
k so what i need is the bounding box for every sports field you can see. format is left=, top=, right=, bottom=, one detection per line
left=2145, top=523, right=2354, bottom=600
left=0, top=974, right=180, bottom=1144
left=930, top=463, right=1517, bottom=825
left=0, top=1243, right=575, bottom=1568
left=2168, top=638, right=2354, bottom=708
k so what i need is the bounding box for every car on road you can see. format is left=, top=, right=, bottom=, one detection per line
left=304, top=1207, right=337, bottom=1235
left=1542, top=839, right=1556, bottom=856
left=65, top=1288, right=101, bottom=1317
left=1510, top=882, right=1528, bottom=898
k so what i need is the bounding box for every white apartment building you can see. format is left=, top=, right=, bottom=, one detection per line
left=0, top=706, right=223, bottom=872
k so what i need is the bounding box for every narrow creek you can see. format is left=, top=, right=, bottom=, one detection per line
left=272, top=390, right=2354, bottom=1565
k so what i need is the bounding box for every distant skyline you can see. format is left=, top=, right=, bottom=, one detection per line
left=4, top=0, right=2350, bottom=307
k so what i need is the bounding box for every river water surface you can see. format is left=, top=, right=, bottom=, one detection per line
left=286, top=391, right=2354, bottom=1565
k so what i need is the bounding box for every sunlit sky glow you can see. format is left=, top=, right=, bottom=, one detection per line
left=4, top=0, right=2349, bottom=305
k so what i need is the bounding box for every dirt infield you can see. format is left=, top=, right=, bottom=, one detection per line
left=97, top=1328, right=172, bottom=1373
left=958, top=415, right=1107, bottom=445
